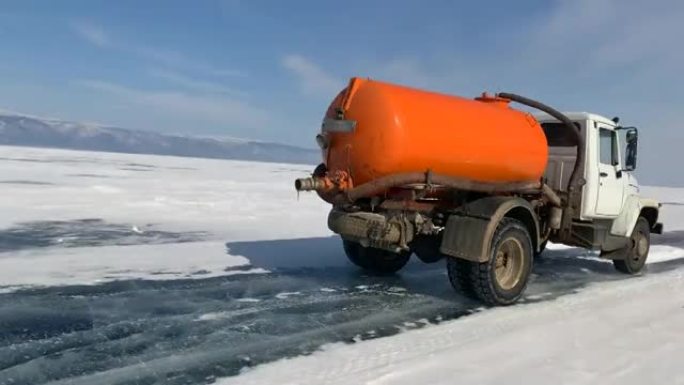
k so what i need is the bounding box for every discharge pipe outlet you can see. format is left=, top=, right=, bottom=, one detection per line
left=294, top=177, right=325, bottom=192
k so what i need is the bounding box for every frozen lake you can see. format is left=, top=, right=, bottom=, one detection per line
left=0, top=146, right=683, bottom=385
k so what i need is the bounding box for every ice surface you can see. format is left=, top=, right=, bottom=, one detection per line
left=223, top=267, right=684, bottom=385
left=0, top=145, right=331, bottom=291
left=0, top=145, right=683, bottom=385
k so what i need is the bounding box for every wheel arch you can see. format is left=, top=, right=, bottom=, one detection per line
left=440, top=196, right=540, bottom=263
left=640, top=206, right=659, bottom=230
left=504, top=206, right=540, bottom=253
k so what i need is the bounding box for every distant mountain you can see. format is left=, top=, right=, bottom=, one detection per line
left=0, top=112, right=320, bottom=165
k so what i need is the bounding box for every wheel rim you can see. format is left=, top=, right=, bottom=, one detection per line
left=494, top=237, right=525, bottom=290
left=633, top=231, right=649, bottom=261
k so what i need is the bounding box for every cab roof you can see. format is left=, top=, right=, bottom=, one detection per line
left=533, top=112, right=616, bottom=126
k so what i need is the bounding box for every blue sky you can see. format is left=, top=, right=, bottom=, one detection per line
left=0, top=0, right=682, bottom=183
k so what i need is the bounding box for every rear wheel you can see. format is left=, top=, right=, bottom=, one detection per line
left=535, top=240, right=548, bottom=259
left=447, top=218, right=533, bottom=306
left=613, top=217, right=650, bottom=274
left=342, top=240, right=411, bottom=274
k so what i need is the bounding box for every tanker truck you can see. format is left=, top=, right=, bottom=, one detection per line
left=295, top=77, right=663, bottom=306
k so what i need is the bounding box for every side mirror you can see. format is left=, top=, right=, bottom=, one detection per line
left=625, top=128, right=638, bottom=171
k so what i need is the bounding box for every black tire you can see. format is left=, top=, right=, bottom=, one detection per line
left=342, top=240, right=411, bottom=274
left=411, top=236, right=445, bottom=264
left=535, top=240, right=548, bottom=258
left=446, top=258, right=477, bottom=298
left=613, top=217, right=650, bottom=274
left=447, top=218, right=533, bottom=306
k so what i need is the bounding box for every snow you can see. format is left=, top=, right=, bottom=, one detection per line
left=275, top=291, right=303, bottom=299
left=0, top=145, right=329, bottom=291
left=222, top=268, right=684, bottom=385
left=1, top=145, right=684, bottom=384
left=0, top=241, right=266, bottom=293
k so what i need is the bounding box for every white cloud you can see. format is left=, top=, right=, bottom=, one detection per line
left=377, top=58, right=434, bottom=87
left=529, top=0, right=684, bottom=72
left=78, top=80, right=268, bottom=129
left=136, top=47, right=246, bottom=78
left=282, top=55, right=343, bottom=96
left=148, top=69, right=245, bottom=96
left=70, top=21, right=110, bottom=47
left=365, top=57, right=477, bottom=93
left=68, top=21, right=245, bottom=78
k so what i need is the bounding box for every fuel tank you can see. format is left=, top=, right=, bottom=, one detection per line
left=319, top=78, right=548, bottom=187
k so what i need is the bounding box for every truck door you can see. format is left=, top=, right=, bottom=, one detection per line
left=595, top=126, right=624, bottom=216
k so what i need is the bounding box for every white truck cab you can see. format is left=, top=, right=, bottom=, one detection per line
left=536, top=112, right=662, bottom=257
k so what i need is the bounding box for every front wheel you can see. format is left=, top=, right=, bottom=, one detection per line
left=447, top=218, right=533, bottom=306
left=612, top=217, right=650, bottom=274
left=342, top=240, right=411, bottom=274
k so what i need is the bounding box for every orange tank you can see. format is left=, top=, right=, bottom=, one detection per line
left=319, top=77, right=548, bottom=188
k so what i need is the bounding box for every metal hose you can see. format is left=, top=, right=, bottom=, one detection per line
left=496, top=92, right=585, bottom=196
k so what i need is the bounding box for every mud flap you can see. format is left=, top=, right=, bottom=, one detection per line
left=439, top=196, right=540, bottom=263
left=439, top=215, right=490, bottom=262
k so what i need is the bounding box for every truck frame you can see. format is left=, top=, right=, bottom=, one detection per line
left=296, top=93, right=663, bottom=306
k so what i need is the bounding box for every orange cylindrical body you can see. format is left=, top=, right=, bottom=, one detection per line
left=322, top=78, right=548, bottom=186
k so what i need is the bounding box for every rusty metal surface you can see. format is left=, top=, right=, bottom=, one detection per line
left=327, top=208, right=413, bottom=251
left=541, top=184, right=563, bottom=207
left=345, top=172, right=541, bottom=202
left=378, top=200, right=437, bottom=213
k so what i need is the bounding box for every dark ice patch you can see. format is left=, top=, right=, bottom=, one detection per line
left=0, top=219, right=208, bottom=252
left=652, top=230, right=684, bottom=248
left=124, top=163, right=156, bottom=169
left=223, top=264, right=256, bottom=272
left=0, top=156, right=44, bottom=163
left=119, top=167, right=153, bottom=172
left=66, top=173, right=113, bottom=178
left=0, top=180, right=54, bottom=185
left=0, top=303, right=93, bottom=344
left=0, top=156, right=102, bottom=165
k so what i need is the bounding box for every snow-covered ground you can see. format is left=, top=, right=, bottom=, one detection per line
left=0, top=145, right=331, bottom=291
left=223, top=268, right=684, bottom=385
left=0, top=145, right=683, bottom=385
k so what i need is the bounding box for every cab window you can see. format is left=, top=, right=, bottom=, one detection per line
left=599, top=128, right=619, bottom=166
left=541, top=122, right=581, bottom=147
